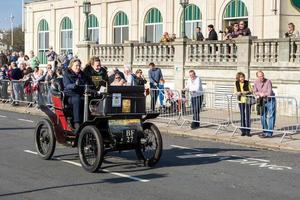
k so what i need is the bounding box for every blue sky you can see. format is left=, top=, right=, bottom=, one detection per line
left=0, top=0, right=23, bottom=30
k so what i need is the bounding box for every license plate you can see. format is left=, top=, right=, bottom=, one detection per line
left=122, top=129, right=136, bottom=143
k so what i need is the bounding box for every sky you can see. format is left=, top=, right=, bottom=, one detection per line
left=0, top=0, right=23, bottom=30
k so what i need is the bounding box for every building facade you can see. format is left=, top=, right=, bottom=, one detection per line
left=24, top=0, right=300, bottom=62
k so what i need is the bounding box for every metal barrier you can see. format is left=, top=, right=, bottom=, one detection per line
left=146, top=88, right=181, bottom=124
left=230, top=95, right=299, bottom=142
left=0, top=79, right=11, bottom=103
left=180, top=90, right=231, bottom=133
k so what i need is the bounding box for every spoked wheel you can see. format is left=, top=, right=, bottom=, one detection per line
left=78, top=125, right=104, bottom=173
left=34, top=119, right=56, bottom=160
left=136, top=122, right=163, bottom=167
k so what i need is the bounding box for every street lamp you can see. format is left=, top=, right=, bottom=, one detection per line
left=180, top=0, right=189, bottom=38
left=83, top=0, right=91, bottom=41
left=10, top=13, right=14, bottom=49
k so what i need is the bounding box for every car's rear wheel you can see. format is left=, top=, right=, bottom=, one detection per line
left=78, top=125, right=104, bottom=173
left=34, top=119, right=56, bottom=160
left=136, top=122, right=163, bottom=167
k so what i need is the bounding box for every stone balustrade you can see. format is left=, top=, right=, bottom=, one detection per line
left=91, top=44, right=124, bottom=66
left=132, top=43, right=175, bottom=66
left=185, top=40, right=237, bottom=67
left=252, top=39, right=279, bottom=64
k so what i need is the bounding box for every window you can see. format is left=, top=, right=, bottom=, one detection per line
left=87, top=14, right=99, bottom=43
left=38, top=19, right=49, bottom=64
left=60, top=17, right=73, bottom=54
left=145, top=8, right=163, bottom=43
left=113, top=11, right=129, bottom=44
left=223, top=0, right=248, bottom=28
left=181, top=4, right=202, bottom=39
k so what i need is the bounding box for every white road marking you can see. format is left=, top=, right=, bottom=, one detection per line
left=24, top=150, right=150, bottom=183
left=171, top=144, right=293, bottom=171
left=0, top=115, right=7, bottom=118
left=18, top=119, right=34, bottom=123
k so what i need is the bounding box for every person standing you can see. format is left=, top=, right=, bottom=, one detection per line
left=253, top=70, right=276, bottom=138
left=195, top=27, right=204, bottom=41
left=45, top=47, right=58, bottom=71
left=207, top=24, right=218, bottom=41
left=238, top=21, right=251, bottom=37
left=11, top=62, right=24, bottom=105
left=148, top=63, right=163, bottom=111
left=0, top=64, right=8, bottom=100
left=29, top=50, right=40, bottom=70
left=184, top=70, right=203, bottom=129
left=284, top=22, right=300, bottom=38
left=234, top=72, right=253, bottom=137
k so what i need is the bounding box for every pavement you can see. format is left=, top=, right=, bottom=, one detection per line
left=1, top=102, right=300, bottom=153
left=0, top=110, right=300, bottom=200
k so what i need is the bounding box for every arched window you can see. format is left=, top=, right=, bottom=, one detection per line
left=38, top=19, right=49, bottom=64
left=223, top=0, right=248, bottom=28
left=87, top=14, right=99, bottom=43
left=145, top=8, right=163, bottom=43
left=113, top=11, right=129, bottom=44
left=60, top=17, right=73, bottom=54
left=181, top=4, right=202, bottom=39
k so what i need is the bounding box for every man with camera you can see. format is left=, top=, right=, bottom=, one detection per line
left=253, top=71, right=276, bottom=138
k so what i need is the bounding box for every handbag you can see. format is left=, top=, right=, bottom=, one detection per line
left=246, top=95, right=256, bottom=105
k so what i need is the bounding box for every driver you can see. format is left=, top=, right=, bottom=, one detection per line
left=83, top=56, right=108, bottom=90
left=63, top=58, right=87, bottom=129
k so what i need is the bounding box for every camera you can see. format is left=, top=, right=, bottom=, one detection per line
left=219, top=30, right=224, bottom=34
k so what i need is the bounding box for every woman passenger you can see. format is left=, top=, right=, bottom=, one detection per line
left=63, top=59, right=87, bottom=129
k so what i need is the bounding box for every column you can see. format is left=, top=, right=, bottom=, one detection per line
left=100, top=2, right=108, bottom=44
left=173, top=38, right=188, bottom=89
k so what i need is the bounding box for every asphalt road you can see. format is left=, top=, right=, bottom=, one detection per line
left=0, top=110, right=300, bottom=200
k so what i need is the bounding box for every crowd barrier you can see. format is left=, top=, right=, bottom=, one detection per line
left=230, top=95, right=299, bottom=142
left=0, top=81, right=299, bottom=143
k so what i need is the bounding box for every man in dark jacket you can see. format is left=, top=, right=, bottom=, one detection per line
left=83, top=56, right=108, bottom=90
left=148, top=62, right=163, bottom=111
left=11, top=62, right=24, bottom=105
left=207, top=24, right=218, bottom=41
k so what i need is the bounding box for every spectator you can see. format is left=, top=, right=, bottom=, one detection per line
left=11, top=62, right=24, bottom=105
left=230, top=23, right=240, bottom=39
left=110, top=72, right=126, bottom=86
left=10, top=52, right=18, bottom=63
left=234, top=72, right=253, bottom=137
left=170, top=33, right=176, bottom=42
left=124, top=65, right=135, bottom=86
left=0, top=51, right=8, bottom=67
left=83, top=56, right=109, bottom=89
left=196, top=27, right=204, bottom=41
left=44, top=66, right=56, bottom=105
left=57, top=52, right=67, bottom=69
left=158, top=79, right=165, bottom=108
left=134, top=69, right=147, bottom=86
left=32, top=67, right=45, bottom=105
left=22, top=67, right=34, bottom=104
left=52, top=67, right=64, bottom=91
left=207, top=24, right=218, bottom=41
left=160, top=32, right=171, bottom=43
left=222, top=25, right=233, bottom=40
left=29, top=50, right=40, bottom=70
left=238, top=21, right=251, bottom=37
left=17, top=51, right=25, bottom=67
left=184, top=70, right=203, bottom=129
left=253, top=70, right=276, bottom=138
left=109, top=67, right=125, bottom=84
left=0, top=64, right=8, bottom=100
left=45, top=47, right=57, bottom=71
left=284, top=22, right=300, bottom=38
left=148, top=62, right=163, bottom=111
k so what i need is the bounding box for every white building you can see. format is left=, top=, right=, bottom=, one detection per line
left=24, top=0, right=300, bottom=64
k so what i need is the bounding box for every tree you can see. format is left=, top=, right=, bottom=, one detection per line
left=0, top=25, right=24, bottom=52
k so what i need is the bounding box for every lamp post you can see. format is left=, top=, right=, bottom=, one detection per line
left=83, top=0, right=91, bottom=41
left=180, top=0, right=189, bottom=38
left=10, top=13, right=14, bottom=49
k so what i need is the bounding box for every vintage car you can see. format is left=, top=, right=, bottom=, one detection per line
left=34, top=84, right=162, bottom=173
